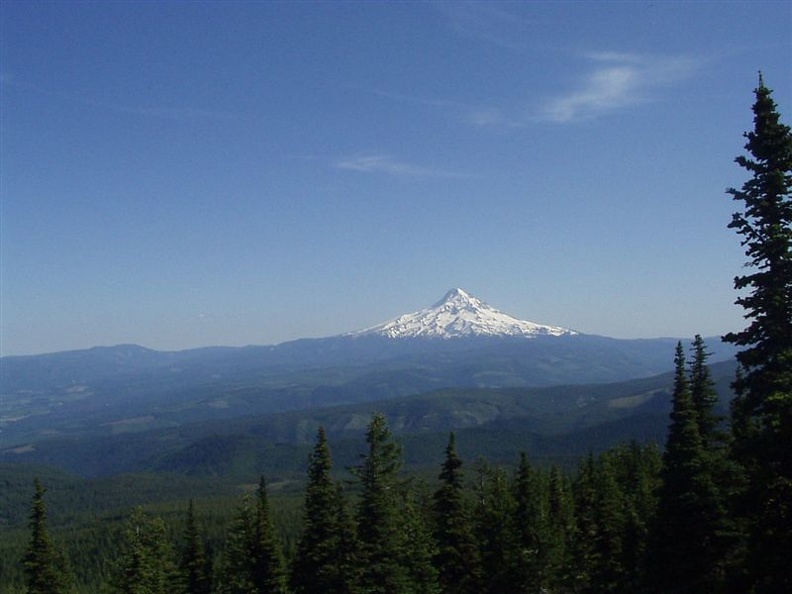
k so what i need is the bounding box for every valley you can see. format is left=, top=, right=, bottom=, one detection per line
left=0, top=289, right=740, bottom=593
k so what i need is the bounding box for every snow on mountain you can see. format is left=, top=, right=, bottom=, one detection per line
left=348, top=288, right=577, bottom=339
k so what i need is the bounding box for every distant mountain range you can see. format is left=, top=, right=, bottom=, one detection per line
left=1, top=288, right=739, bottom=475
left=1, top=358, right=739, bottom=479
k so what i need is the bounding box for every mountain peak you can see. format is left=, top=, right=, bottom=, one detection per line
left=349, top=289, right=576, bottom=339
left=434, top=287, right=476, bottom=307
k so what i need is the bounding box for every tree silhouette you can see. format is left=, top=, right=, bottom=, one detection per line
left=724, top=75, right=792, bottom=593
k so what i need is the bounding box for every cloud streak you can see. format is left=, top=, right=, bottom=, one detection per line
left=335, top=155, right=469, bottom=178
left=437, top=2, right=531, bottom=50
left=362, top=51, right=700, bottom=131
left=540, top=52, right=700, bottom=123
left=362, top=86, right=525, bottom=130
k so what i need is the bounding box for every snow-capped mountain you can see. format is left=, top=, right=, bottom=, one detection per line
left=348, top=288, right=576, bottom=339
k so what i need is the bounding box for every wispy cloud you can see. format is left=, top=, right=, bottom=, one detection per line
left=362, top=86, right=523, bottom=130
left=437, top=2, right=531, bottom=50
left=540, top=52, right=700, bottom=123
left=335, top=155, right=469, bottom=178
left=464, top=107, right=524, bottom=128
left=361, top=51, right=699, bottom=131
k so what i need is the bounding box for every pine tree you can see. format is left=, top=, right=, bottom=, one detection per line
left=250, top=477, right=286, bottom=594
left=609, top=442, right=661, bottom=593
left=571, top=454, right=598, bottom=593
left=648, top=342, right=722, bottom=593
left=352, top=413, right=411, bottom=594
left=218, top=497, right=257, bottom=594
left=217, top=479, right=285, bottom=594
left=590, top=453, right=626, bottom=594
left=110, top=506, right=178, bottom=594
left=432, top=432, right=481, bottom=594
left=292, top=427, right=360, bottom=594
left=330, top=482, right=362, bottom=593
left=473, top=461, right=517, bottom=594
left=179, top=500, right=212, bottom=594
left=512, top=452, right=548, bottom=594
left=23, top=479, right=75, bottom=594
left=723, top=74, right=792, bottom=593
left=546, top=464, right=575, bottom=591
left=401, top=485, right=441, bottom=594
left=688, top=336, right=737, bottom=591
left=689, top=335, right=724, bottom=447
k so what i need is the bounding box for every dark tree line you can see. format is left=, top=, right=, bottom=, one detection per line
left=19, top=78, right=790, bottom=594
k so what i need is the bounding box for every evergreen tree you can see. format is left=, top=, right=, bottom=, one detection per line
left=723, top=74, right=792, bottom=593
left=689, top=335, right=724, bottom=447
left=589, top=453, right=626, bottom=594
left=572, top=446, right=661, bottom=594
left=401, top=485, right=441, bottom=594
left=512, top=452, right=549, bottom=594
left=473, top=461, right=517, bottom=594
left=571, top=453, right=598, bottom=593
left=546, top=464, right=575, bottom=591
left=331, top=482, right=363, bottom=594
left=179, top=500, right=212, bottom=594
left=217, top=479, right=285, bottom=594
left=352, top=413, right=411, bottom=594
left=432, top=432, right=481, bottom=594
left=649, top=343, right=722, bottom=593
left=607, top=443, right=661, bottom=593
left=250, top=477, right=286, bottom=594
left=218, top=497, right=256, bottom=594
left=23, top=479, right=75, bottom=594
left=291, top=427, right=360, bottom=594
left=688, top=336, right=738, bottom=591
left=109, top=506, right=177, bottom=594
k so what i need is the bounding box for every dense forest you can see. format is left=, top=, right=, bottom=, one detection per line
left=4, top=79, right=790, bottom=594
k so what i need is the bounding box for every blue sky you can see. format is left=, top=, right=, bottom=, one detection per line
left=1, top=1, right=790, bottom=356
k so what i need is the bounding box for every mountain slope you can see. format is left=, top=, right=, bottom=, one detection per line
left=348, top=288, right=575, bottom=339
left=1, top=289, right=739, bottom=449
left=1, top=360, right=738, bottom=478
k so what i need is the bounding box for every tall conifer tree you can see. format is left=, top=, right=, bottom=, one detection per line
left=546, top=465, right=575, bottom=591
left=110, top=507, right=177, bottom=594
left=23, top=479, right=75, bottom=594
left=292, top=427, right=359, bottom=594
left=218, top=478, right=285, bottom=594
left=688, top=336, right=736, bottom=590
left=474, top=462, right=517, bottom=594
left=250, top=477, right=286, bottom=594
left=571, top=454, right=598, bottom=593
left=401, top=486, right=441, bottom=594
left=512, top=453, right=549, bottom=593
left=604, top=443, right=661, bottom=592
left=724, top=75, right=792, bottom=593
left=331, top=482, right=362, bottom=593
left=352, top=413, right=411, bottom=594
left=179, top=500, right=212, bottom=594
left=689, top=335, right=723, bottom=447
left=590, top=453, right=626, bottom=594
left=218, top=497, right=256, bottom=594
left=432, top=432, right=481, bottom=594
left=649, top=343, right=722, bottom=593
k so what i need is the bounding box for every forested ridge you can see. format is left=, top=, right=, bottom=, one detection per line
left=0, top=409, right=701, bottom=593
left=4, top=78, right=790, bottom=594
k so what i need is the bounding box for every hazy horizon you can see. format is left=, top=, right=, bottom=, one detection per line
left=2, top=1, right=790, bottom=356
